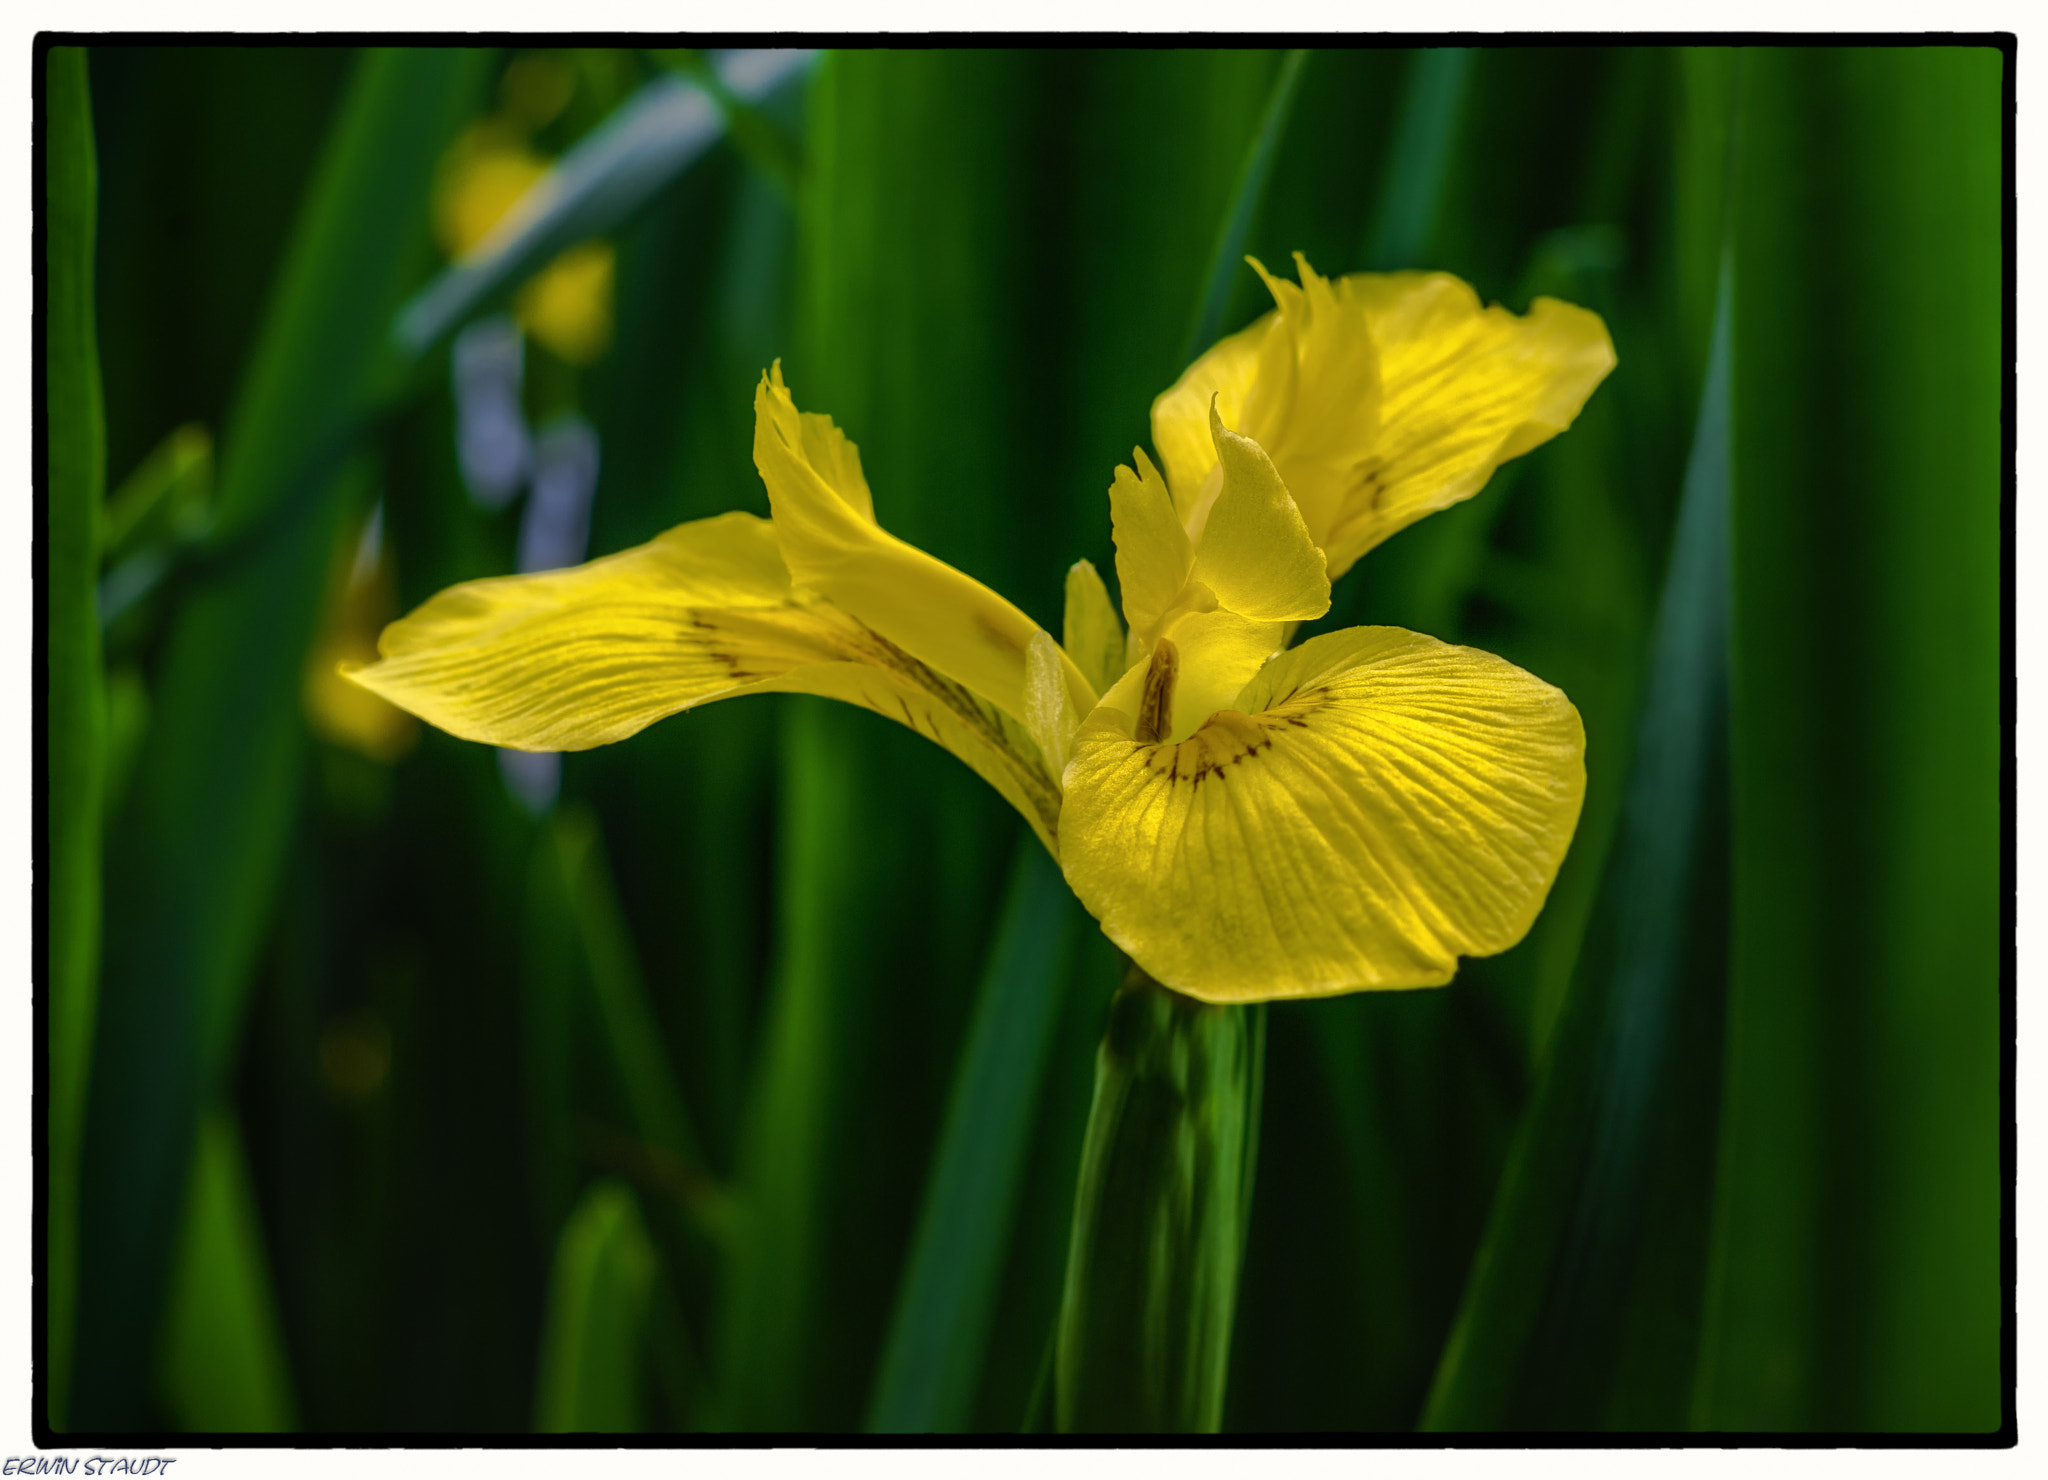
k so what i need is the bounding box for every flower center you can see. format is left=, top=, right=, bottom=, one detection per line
left=1135, top=638, right=1179, bottom=745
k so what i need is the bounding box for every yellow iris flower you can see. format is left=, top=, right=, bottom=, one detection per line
left=348, top=256, right=1614, bottom=1004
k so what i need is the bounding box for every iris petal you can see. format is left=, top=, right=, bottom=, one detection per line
left=1150, top=260, right=1614, bottom=581
left=1059, top=625, right=1586, bottom=1002
left=347, top=510, right=1065, bottom=851
left=1062, top=559, right=1128, bottom=698
left=1320, top=273, right=1616, bottom=577
left=752, top=364, right=1094, bottom=724
left=1106, top=447, right=1193, bottom=640
left=1191, top=401, right=1330, bottom=624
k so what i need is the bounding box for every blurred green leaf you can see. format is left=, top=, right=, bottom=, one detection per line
left=101, top=422, right=211, bottom=564
left=866, top=840, right=1084, bottom=1433
left=1183, top=49, right=1307, bottom=363
left=78, top=47, right=492, bottom=1428
left=1362, top=47, right=1472, bottom=270
left=533, top=1180, right=658, bottom=1433
left=394, top=50, right=814, bottom=358
left=1673, top=49, right=1742, bottom=393
left=157, top=1108, right=298, bottom=1432
left=1694, top=45, right=2004, bottom=1433
left=44, top=42, right=104, bottom=1435
left=546, top=807, right=726, bottom=1232
left=98, top=423, right=213, bottom=638
left=92, top=49, right=354, bottom=492
left=100, top=666, right=150, bottom=833
left=646, top=48, right=804, bottom=203
left=719, top=699, right=868, bottom=1431
left=519, top=812, right=584, bottom=1246
left=1472, top=51, right=1678, bottom=1067
left=1420, top=239, right=1734, bottom=1432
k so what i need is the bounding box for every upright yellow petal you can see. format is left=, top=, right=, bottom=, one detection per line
left=1060, top=626, right=1586, bottom=1003
left=1153, top=254, right=1381, bottom=547
left=346, top=511, right=1065, bottom=850
left=1237, top=254, right=1383, bottom=544
left=1190, top=401, right=1329, bottom=624
left=1149, top=317, right=1271, bottom=530
left=1319, top=272, right=1615, bottom=577
left=1062, top=559, right=1127, bottom=698
left=752, top=365, right=1091, bottom=724
left=1107, top=448, right=1193, bottom=641
left=755, top=362, right=876, bottom=519
left=1150, top=258, right=1613, bottom=582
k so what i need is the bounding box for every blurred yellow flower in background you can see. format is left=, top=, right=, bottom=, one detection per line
left=433, top=60, right=615, bottom=367
left=432, top=123, right=548, bottom=256
left=304, top=507, right=418, bottom=765
left=514, top=242, right=615, bottom=367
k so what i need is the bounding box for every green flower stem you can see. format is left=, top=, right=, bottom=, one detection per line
left=1055, top=962, right=1263, bottom=1434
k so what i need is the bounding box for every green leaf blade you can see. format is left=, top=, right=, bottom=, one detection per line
left=44, top=42, right=106, bottom=1435
left=1695, top=44, right=2005, bottom=1434
left=865, top=841, right=1082, bottom=1434
left=533, top=1181, right=659, bottom=1433
left=1182, top=50, right=1309, bottom=365
left=1419, top=167, right=1737, bottom=1437
left=1362, top=47, right=1473, bottom=271
left=157, top=1109, right=299, bottom=1433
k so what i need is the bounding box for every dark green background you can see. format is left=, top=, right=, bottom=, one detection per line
left=44, top=44, right=2006, bottom=1435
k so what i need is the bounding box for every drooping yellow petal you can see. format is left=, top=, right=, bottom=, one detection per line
left=1318, top=272, right=1615, bottom=577
left=346, top=511, right=1064, bottom=850
left=752, top=365, right=1091, bottom=724
left=763, top=654, right=1064, bottom=855
left=1190, top=401, right=1329, bottom=624
left=1062, top=559, right=1127, bottom=698
left=1060, top=626, right=1586, bottom=1003
left=1106, top=447, right=1192, bottom=641
left=1150, top=257, right=1614, bottom=581
left=1023, top=630, right=1083, bottom=777
left=347, top=512, right=792, bottom=747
